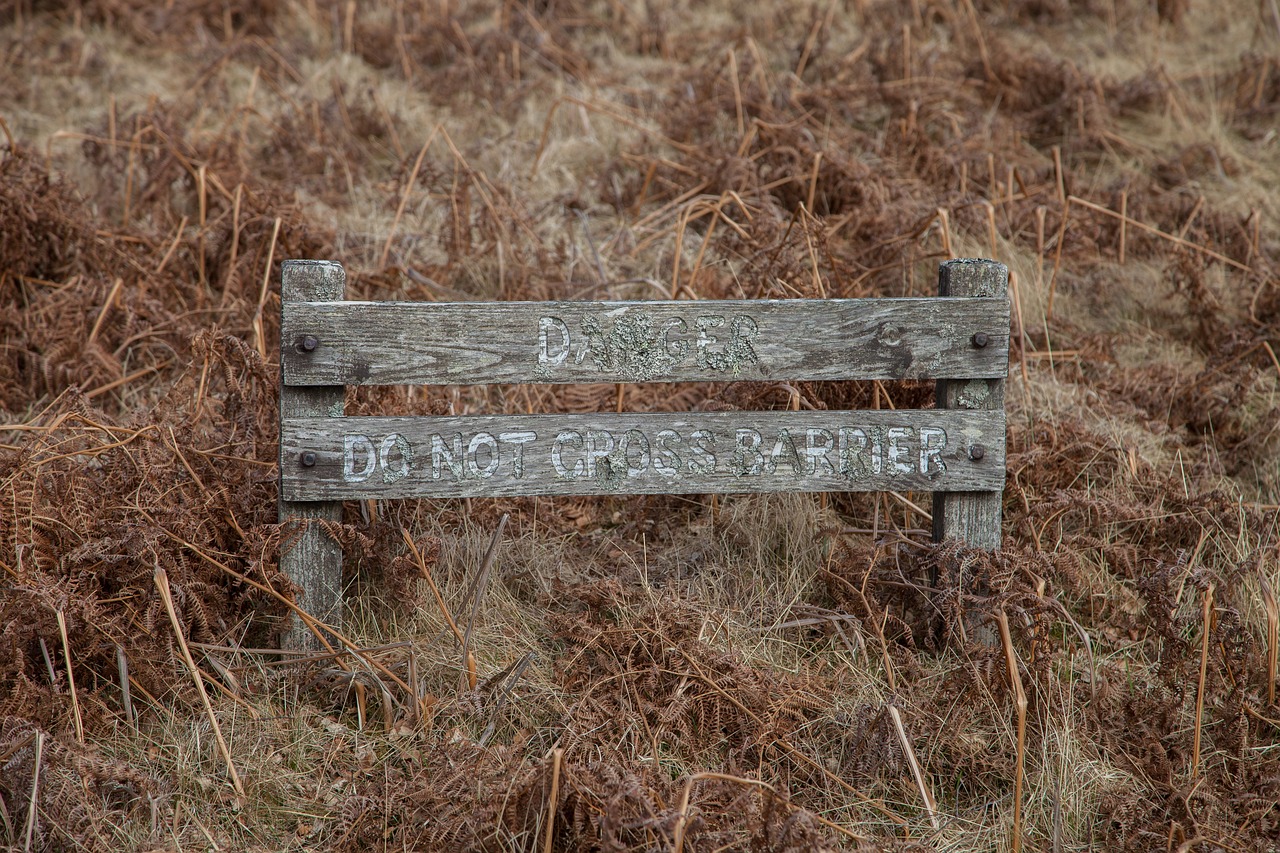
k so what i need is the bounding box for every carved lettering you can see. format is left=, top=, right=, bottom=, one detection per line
left=695, top=316, right=725, bottom=369
left=343, top=435, right=377, bottom=482
left=661, top=318, right=690, bottom=360
left=726, top=316, right=760, bottom=371
left=654, top=429, right=682, bottom=477
left=688, top=430, right=716, bottom=473
left=431, top=433, right=464, bottom=480
left=766, top=428, right=802, bottom=475
left=498, top=431, right=536, bottom=478
left=919, top=427, right=947, bottom=477
left=325, top=423, right=957, bottom=490
left=804, top=428, right=835, bottom=475
left=584, top=430, right=615, bottom=478
left=887, top=427, right=915, bottom=475
left=380, top=433, right=412, bottom=482
left=534, top=310, right=762, bottom=379
left=467, top=432, right=499, bottom=479
left=619, top=429, right=650, bottom=477
left=733, top=428, right=764, bottom=476
left=537, top=317, right=570, bottom=367
left=552, top=430, right=586, bottom=479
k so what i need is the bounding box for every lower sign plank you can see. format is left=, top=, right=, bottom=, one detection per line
left=281, top=410, right=1005, bottom=501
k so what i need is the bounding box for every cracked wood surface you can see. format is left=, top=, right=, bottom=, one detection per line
left=281, top=409, right=1006, bottom=501
left=282, top=297, right=1010, bottom=386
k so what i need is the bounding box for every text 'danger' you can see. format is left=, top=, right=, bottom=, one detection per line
left=535, top=311, right=761, bottom=380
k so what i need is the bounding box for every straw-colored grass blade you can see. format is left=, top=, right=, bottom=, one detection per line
left=996, top=608, right=1027, bottom=853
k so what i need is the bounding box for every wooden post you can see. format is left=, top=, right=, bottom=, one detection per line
left=279, top=260, right=346, bottom=650
left=932, top=259, right=1007, bottom=550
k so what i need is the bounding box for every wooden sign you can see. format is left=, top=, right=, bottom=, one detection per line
left=278, top=258, right=1010, bottom=649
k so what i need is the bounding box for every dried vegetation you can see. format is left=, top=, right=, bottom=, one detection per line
left=1, top=0, right=1279, bottom=850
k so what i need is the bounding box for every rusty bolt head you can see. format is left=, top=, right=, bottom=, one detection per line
left=971, top=332, right=989, bottom=349
left=300, top=451, right=317, bottom=467
left=298, top=335, right=319, bottom=353
left=968, top=444, right=986, bottom=461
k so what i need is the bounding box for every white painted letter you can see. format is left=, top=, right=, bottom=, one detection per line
left=696, top=316, right=725, bottom=369
left=430, top=433, right=464, bottom=480
left=498, top=431, right=536, bottom=478
left=887, top=427, right=915, bottom=475
left=379, top=433, right=412, bottom=482
left=467, top=432, right=499, bottom=478
left=804, top=428, right=835, bottom=475
left=767, top=429, right=801, bottom=475
left=343, top=435, right=376, bottom=482
left=838, top=427, right=871, bottom=479
left=552, top=430, right=585, bottom=478
left=688, top=430, right=716, bottom=474
left=620, top=429, right=650, bottom=477
left=660, top=318, right=689, bottom=361
left=538, top=317, right=570, bottom=367
left=654, top=430, right=682, bottom=477
left=733, top=428, right=763, bottom=476
left=919, top=427, right=947, bottom=476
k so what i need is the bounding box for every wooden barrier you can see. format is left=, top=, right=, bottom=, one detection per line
left=278, top=258, right=1009, bottom=648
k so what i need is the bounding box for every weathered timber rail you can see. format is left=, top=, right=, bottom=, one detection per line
left=278, top=258, right=1010, bottom=648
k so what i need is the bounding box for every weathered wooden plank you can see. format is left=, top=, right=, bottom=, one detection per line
left=932, top=260, right=1008, bottom=550
left=281, top=410, right=1006, bottom=501
left=278, top=260, right=346, bottom=651
left=281, top=297, right=1010, bottom=386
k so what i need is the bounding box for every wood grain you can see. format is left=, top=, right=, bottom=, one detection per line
left=282, top=298, right=1009, bottom=386
left=278, top=260, right=345, bottom=650
left=932, top=259, right=1008, bottom=550
left=281, top=409, right=1006, bottom=501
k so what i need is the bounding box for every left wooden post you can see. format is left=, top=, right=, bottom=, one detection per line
left=278, top=260, right=345, bottom=650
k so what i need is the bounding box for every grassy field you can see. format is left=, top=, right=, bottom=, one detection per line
left=2, top=1, right=1279, bottom=850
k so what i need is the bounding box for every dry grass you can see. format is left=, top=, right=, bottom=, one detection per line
left=1, top=0, right=1279, bottom=850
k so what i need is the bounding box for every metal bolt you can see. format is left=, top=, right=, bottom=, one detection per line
left=971, top=332, right=989, bottom=349
left=300, top=451, right=317, bottom=467
left=298, top=334, right=319, bottom=353
left=968, top=444, right=985, bottom=461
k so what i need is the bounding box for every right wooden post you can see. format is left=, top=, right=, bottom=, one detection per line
left=932, top=259, right=1008, bottom=550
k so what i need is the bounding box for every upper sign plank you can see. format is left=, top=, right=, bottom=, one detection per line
left=281, top=298, right=1009, bottom=386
